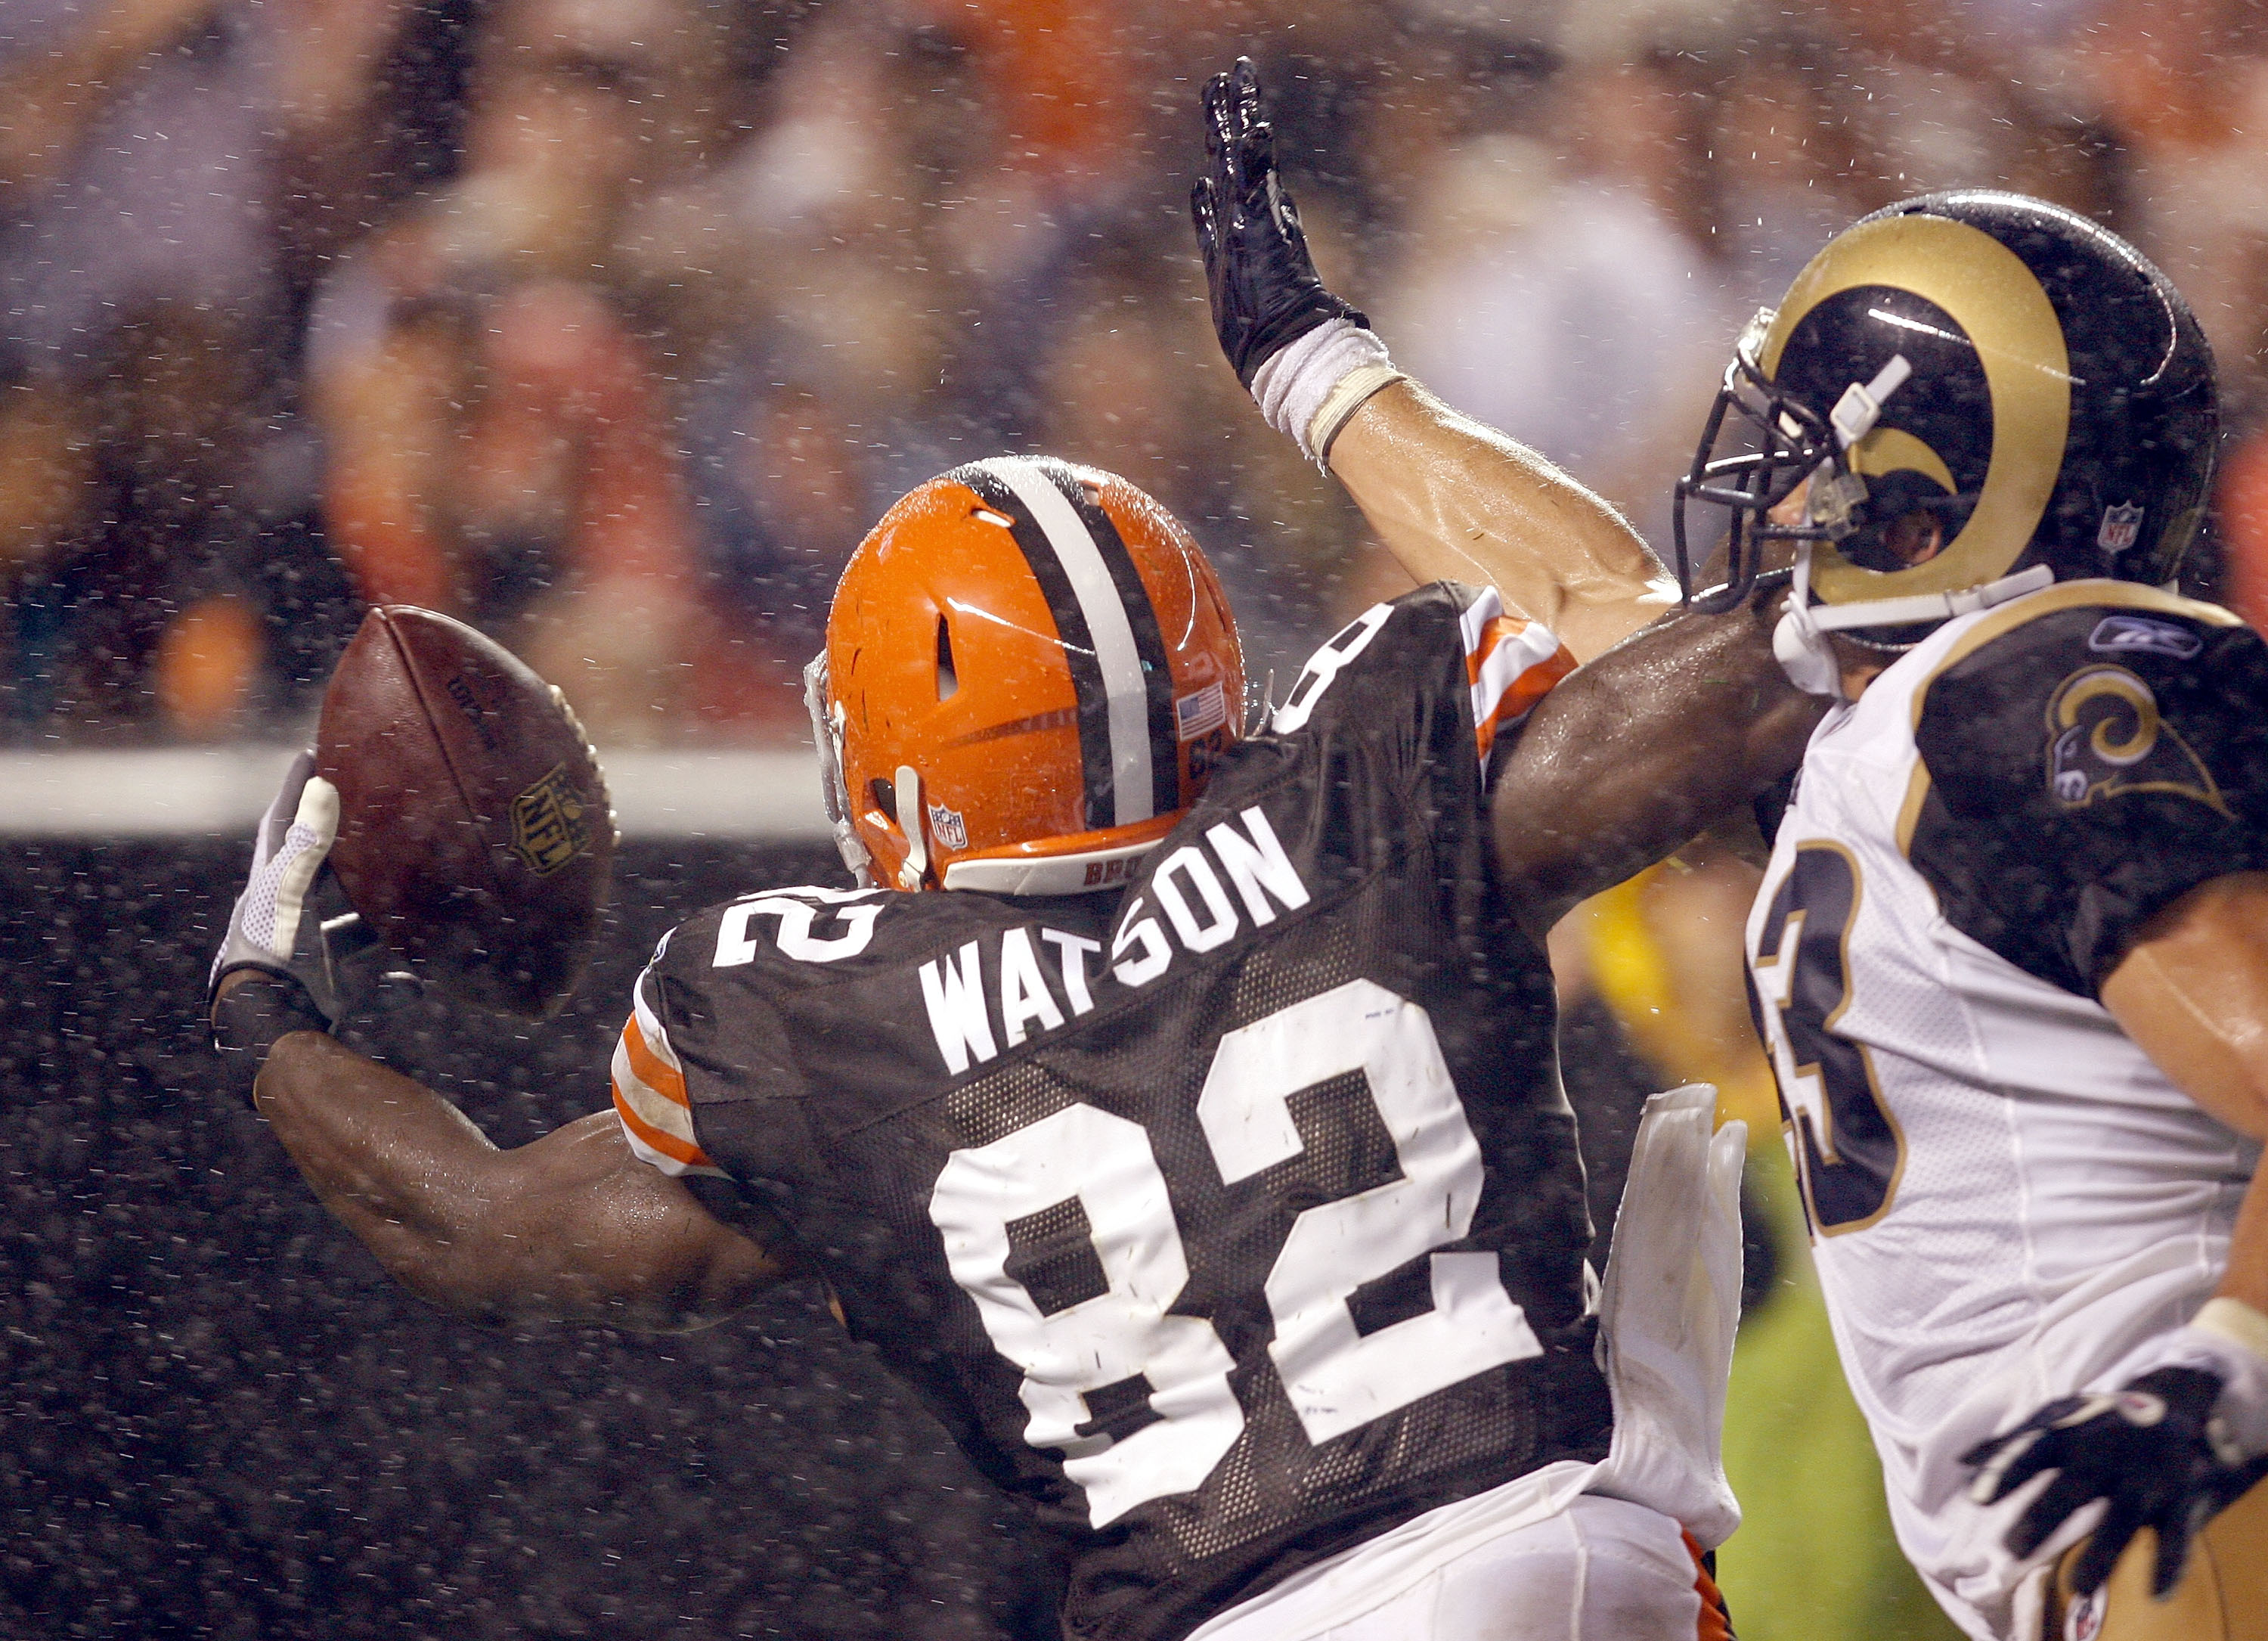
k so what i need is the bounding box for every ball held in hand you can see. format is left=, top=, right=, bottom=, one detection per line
left=318, top=605, right=615, bottom=1019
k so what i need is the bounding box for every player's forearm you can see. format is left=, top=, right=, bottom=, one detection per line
left=2211, top=1165, right=2268, bottom=1317
left=2102, top=874, right=2268, bottom=1145
left=2101, top=874, right=2268, bottom=1311
left=253, top=1031, right=539, bottom=1318
left=253, top=1034, right=775, bottom=1329
left=1328, top=381, right=1678, bottom=662
left=1490, top=591, right=1821, bottom=932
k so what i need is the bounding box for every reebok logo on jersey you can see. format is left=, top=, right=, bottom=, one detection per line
left=2087, top=613, right=2201, bottom=661
left=2045, top=664, right=2231, bottom=817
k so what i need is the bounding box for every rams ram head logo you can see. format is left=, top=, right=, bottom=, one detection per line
left=1760, top=213, right=2071, bottom=607
left=2043, top=665, right=2229, bottom=817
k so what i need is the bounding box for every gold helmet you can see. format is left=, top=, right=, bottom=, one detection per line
left=1675, top=191, right=2217, bottom=658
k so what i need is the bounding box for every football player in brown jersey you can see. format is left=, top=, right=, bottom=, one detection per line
left=206, top=60, right=1811, bottom=1641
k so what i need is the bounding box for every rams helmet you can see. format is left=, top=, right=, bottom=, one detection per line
left=806, top=457, right=1244, bottom=894
left=1674, top=191, right=2217, bottom=665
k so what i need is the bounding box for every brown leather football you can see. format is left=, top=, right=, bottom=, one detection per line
left=317, top=605, right=615, bottom=1019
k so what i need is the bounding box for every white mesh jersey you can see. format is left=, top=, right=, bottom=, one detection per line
left=1744, top=581, right=2268, bottom=1640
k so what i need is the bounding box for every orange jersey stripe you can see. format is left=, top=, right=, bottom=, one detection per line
left=1473, top=644, right=1576, bottom=765
left=621, top=1016, right=690, bottom=1112
left=1683, top=1531, right=1735, bottom=1641
left=610, top=1000, right=718, bottom=1176
left=1464, top=613, right=1522, bottom=686
left=611, top=1080, right=711, bottom=1169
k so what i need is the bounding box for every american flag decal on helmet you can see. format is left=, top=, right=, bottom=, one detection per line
left=1459, top=589, right=1576, bottom=777
left=950, top=458, right=1180, bottom=830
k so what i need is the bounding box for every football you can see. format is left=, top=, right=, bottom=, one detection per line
left=316, top=605, right=616, bottom=1019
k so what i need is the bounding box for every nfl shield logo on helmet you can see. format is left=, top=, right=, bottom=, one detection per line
left=2097, top=501, right=2145, bottom=554
left=927, top=802, right=969, bottom=852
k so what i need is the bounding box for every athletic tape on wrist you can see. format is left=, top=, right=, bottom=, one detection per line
left=1309, top=362, right=1408, bottom=467
left=1246, top=318, right=1401, bottom=467
left=2195, top=1297, right=2268, bottom=1366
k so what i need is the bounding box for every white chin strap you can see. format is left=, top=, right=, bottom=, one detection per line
left=1772, top=547, right=2055, bottom=699
left=803, top=650, right=875, bottom=888
left=894, top=764, right=929, bottom=890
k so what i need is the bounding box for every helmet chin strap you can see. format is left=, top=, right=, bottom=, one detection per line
left=804, top=650, right=875, bottom=888
left=1772, top=544, right=2056, bottom=699
left=894, top=765, right=929, bottom=890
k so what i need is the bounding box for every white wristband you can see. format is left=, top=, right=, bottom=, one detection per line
left=2102, top=1305, right=2268, bottom=1457
left=2196, top=1297, right=2268, bottom=1365
left=1247, top=317, right=1403, bottom=468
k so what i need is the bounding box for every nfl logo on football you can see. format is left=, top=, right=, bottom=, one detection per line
left=2096, top=501, right=2145, bottom=554
left=510, top=763, right=590, bottom=875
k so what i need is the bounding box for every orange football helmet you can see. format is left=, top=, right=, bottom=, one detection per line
left=805, top=456, right=1244, bottom=894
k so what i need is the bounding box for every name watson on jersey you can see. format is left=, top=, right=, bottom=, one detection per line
left=919, top=805, right=1312, bottom=1075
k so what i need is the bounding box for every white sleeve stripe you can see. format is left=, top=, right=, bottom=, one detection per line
left=1456, top=585, right=1506, bottom=659
left=611, top=1041, right=723, bottom=1179
left=612, top=1039, right=692, bottom=1128
left=1472, top=623, right=1566, bottom=728
left=615, top=1044, right=691, bottom=1115
left=617, top=1119, right=726, bottom=1180
left=630, top=973, right=681, bottom=1072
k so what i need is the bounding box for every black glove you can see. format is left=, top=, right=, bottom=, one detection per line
left=207, top=751, right=383, bottom=1103
left=1190, top=57, right=1365, bottom=388
left=1964, top=1365, right=2268, bottom=1599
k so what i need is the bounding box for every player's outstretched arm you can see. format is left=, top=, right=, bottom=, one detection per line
left=1191, top=57, right=1674, bottom=662
left=205, top=752, right=782, bottom=1333
left=247, top=1026, right=787, bottom=1332
left=1487, top=588, right=1823, bottom=936
left=1964, top=872, right=2268, bottom=1599
left=1324, top=383, right=1675, bottom=662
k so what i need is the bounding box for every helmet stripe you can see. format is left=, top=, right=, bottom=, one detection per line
left=962, top=458, right=1176, bottom=829
left=956, top=461, right=1117, bottom=827
left=1057, top=472, right=1180, bottom=820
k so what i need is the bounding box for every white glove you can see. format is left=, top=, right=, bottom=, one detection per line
left=208, top=751, right=358, bottom=1013
left=207, top=752, right=386, bottom=1100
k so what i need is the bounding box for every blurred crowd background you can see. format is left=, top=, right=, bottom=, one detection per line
left=7, top=1, right=2268, bottom=1636
left=7, top=0, right=2267, bottom=752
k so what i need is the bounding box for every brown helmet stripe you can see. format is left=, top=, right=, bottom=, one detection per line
left=953, top=458, right=1178, bottom=829
left=1054, top=466, right=1180, bottom=818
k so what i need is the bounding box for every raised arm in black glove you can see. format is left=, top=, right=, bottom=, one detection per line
left=1189, top=56, right=1364, bottom=388
left=1964, top=1365, right=2268, bottom=1599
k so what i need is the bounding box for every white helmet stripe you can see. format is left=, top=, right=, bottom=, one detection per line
left=987, top=458, right=1157, bottom=827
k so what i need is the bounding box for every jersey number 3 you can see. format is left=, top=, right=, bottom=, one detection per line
left=927, top=979, right=1543, bottom=1528
left=1749, top=842, right=1905, bottom=1236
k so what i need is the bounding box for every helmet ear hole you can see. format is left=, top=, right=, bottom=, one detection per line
left=870, top=775, right=896, bottom=816
left=936, top=616, right=958, bottom=701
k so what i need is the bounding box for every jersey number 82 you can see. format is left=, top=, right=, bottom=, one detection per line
left=927, top=979, right=1545, bottom=1528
